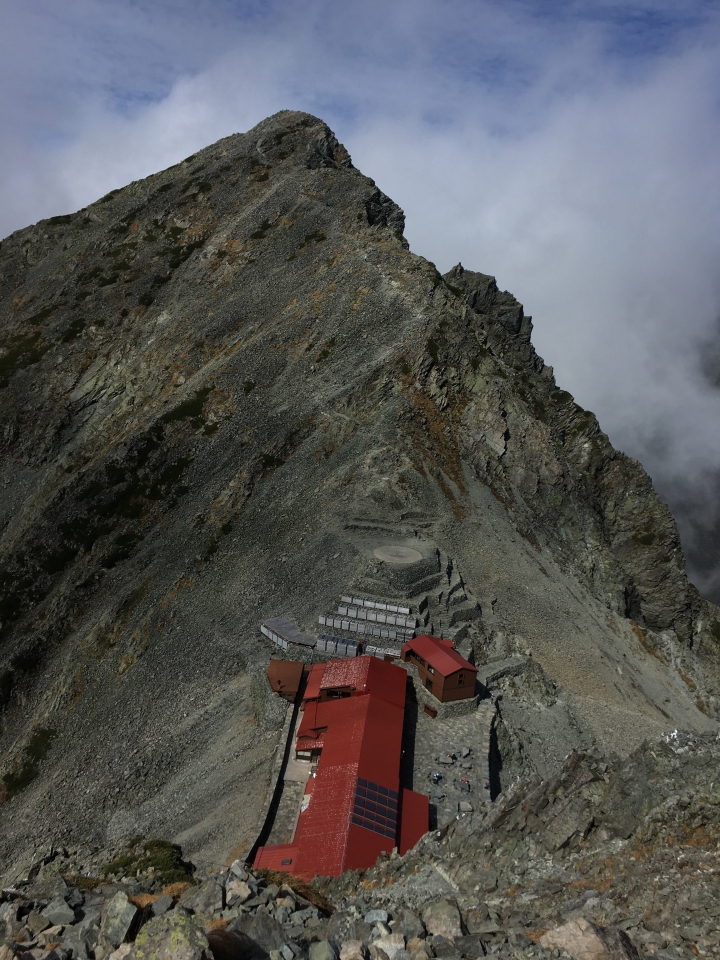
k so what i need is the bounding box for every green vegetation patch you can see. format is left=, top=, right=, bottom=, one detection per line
left=250, top=159, right=271, bottom=179
left=0, top=670, right=13, bottom=709
left=711, top=621, right=720, bottom=642
left=25, top=305, right=58, bottom=324
left=250, top=219, right=273, bottom=240
left=261, top=452, right=285, bottom=472
left=47, top=214, right=73, bottom=226
left=635, top=530, right=657, bottom=547
left=77, top=266, right=104, bottom=285
left=0, top=332, right=49, bottom=388
left=315, top=337, right=336, bottom=362
left=204, top=519, right=234, bottom=558
left=2, top=727, right=57, bottom=797
left=164, top=237, right=206, bottom=269
left=427, top=337, right=439, bottom=363
left=103, top=530, right=144, bottom=569
left=161, top=386, right=212, bottom=425
left=243, top=379, right=256, bottom=395
left=102, top=838, right=194, bottom=885
left=97, top=188, right=122, bottom=204
left=300, top=230, right=326, bottom=247
left=181, top=178, right=209, bottom=195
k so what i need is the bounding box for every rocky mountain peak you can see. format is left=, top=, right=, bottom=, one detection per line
left=0, top=111, right=718, bottom=880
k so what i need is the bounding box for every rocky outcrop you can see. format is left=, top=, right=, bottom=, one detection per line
left=314, top=731, right=720, bottom=960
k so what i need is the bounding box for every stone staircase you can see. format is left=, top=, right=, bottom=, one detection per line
left=411, top=552, right=482, bottom=642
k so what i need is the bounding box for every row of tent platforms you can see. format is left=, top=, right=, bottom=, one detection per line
left=318, top=614, right=413, bottom=642
left=336, top=604, right=416, bottom=630
left=340, top=595, right=412, bottom=615
left=260, top=593, right=414, bottom=660
left=317, top=634, right=401, bottom=660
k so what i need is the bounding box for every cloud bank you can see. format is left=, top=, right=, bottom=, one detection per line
left=2, top=0, right=720, bottom=598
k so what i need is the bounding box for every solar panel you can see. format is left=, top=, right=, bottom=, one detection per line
left=351, top=778, right=398, bottom=840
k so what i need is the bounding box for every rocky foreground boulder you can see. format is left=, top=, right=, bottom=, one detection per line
left=1, top=732, right=718, bottom=959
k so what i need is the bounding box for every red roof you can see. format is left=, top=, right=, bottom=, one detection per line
left=319, top=656, right=406, bottom=706
left=254, top=843, right=298, bottom=871
left=320, top=657, right=370, bottom=691
left=255, top=656, right=427, bottom=879
left=267, top=660, right=304, bottom=698
left=399, top=788, right=430, bottom=855
left=296, top=700, right=328, bottom=749
left=303, top=663, right=326, bottom=702
left=401, top=635, right=477, bottom=677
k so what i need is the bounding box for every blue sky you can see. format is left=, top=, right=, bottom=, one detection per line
left=3, top=0, right=720, bottom=595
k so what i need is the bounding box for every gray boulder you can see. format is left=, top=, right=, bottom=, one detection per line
left=231, top=912, right=287, bottom=952
left=453, top=935, right=485, bottom=959
left=129, top=913, right=212, bottom=960
left=372, top=933, right=405, bottom=960
left=398, top=910, right=425, bottom=941
left=207, top=929, right=269, bottom=960
left=310, top=941, right=339, bottom=960
left=179, top=879, right=224, bottom=917
left=230, top=860, right=249, bottom=881
left=421, top=900, right=462, bottom=942
left=327, top=913, right=373, bottom=946
left=101, top=892, right=139, bottom=948
left=151, top=895, right=174, bottom=917
left=539, top=919, right=641, bottom=960
left=430, top=935, right=460, bottom=959
left=26, top=909, right=51, bottom=935
left=365, top=911, right=389, bottom=925
left=42, top=897, right=75, bottom=927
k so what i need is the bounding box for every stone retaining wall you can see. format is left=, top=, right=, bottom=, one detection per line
left=243, top=698, right=297, bottom=866
left=403, top=662, right=482, bottom=719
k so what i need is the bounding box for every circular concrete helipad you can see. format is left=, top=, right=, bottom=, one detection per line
left=373, top=545, right=424, bottom=564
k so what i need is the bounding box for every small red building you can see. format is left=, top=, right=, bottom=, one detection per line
left=401, top=634, right=477, bottom=702
left=266, top=660, right=305, bottom=701
left=255, top=655, right=428, bottom=879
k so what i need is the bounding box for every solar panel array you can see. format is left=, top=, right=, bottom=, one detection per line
left=351, top=778, right=399, bottom=839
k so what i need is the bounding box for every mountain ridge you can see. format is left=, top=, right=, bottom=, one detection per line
left=0, top=109, right=718, bottom=876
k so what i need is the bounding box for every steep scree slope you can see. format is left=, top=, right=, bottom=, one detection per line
left=0, top=111, right=718, bottom=871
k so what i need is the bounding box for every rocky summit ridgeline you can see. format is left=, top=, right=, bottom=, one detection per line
left=0, top=109, right=720, bottom=941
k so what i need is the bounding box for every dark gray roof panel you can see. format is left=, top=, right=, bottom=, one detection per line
left=260, top=616, right=315, bottom=647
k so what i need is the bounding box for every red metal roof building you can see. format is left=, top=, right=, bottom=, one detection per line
left=303, top=663, right=326, bottom=703
left=401, top=634, right=477, bottom=702
left=254, top=655, right=428, bottom=879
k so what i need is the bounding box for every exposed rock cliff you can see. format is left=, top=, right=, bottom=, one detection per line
left=0, top=110, right=718, bottom=871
